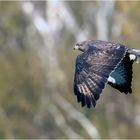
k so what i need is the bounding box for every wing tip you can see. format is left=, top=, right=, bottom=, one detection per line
left=74, top=83, right=98, bottom=108
left=123, top=87, right=132, bottom=94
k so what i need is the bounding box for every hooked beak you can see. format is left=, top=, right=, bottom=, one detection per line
left=74, top=45, right=79, bottom=50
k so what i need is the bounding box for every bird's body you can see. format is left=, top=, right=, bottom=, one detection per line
left=73, top=40, right=140, bottom=108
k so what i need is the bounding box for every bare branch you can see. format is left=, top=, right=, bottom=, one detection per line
left=96, top=1, right=115, bottom=40
left=21, top=1, right=100, bottom=139
left=52, top=94, right=100, bottom=139
left=48, top=103, right=83, bottom=139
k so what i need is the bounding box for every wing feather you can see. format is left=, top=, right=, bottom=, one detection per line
left=108, top=53, right=133, bottom=94
left=74, top=43, right=127, bottom=108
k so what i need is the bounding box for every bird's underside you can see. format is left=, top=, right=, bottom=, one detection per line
left=73, top=40, right=139, bottom=108
left=108, top=53, right=134, bottom=94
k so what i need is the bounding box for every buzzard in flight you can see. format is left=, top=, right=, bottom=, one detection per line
left=73, top=40, right=140, bottom=108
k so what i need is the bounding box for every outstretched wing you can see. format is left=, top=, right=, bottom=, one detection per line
left=108, top=53, right=134, bottom=94
left=74, top=44, right=127, bottom=108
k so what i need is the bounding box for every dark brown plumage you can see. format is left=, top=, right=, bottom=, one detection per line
left=73, top=40, right=138, bottom=108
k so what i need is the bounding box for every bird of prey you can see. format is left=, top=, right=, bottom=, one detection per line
left=73, top=40, right=140, bottom=108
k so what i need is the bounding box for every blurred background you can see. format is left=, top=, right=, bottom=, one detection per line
left=0, top=1, right=140, bottom=139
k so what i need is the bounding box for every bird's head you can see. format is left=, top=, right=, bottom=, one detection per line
left=74, top=40, right=119, bottom=53
left=74, top=40, right=100, bottom=52
left=74, top=40, right=90, bottom=52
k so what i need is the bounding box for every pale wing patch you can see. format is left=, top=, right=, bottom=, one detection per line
left=78, top=84, right=83, bottom=93
left=108, top=76, right=116, bottom=84
left=78, top=83, right=92, bottom=96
